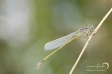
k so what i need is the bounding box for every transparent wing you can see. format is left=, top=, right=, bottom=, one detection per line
left=44, top=31, right=79, bottom=51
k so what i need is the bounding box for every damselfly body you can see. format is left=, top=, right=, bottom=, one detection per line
left=36, top=24, right=94, bottom=69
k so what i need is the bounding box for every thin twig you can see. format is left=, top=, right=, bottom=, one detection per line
left=69, top=8, right=112, bottom=74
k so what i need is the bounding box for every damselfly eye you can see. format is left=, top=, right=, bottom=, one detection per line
left=91, top=25, right=94, bottom=28
left=88, top=24, right=94, bottom=28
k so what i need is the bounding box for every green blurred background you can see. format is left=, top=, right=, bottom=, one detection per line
left=0, top=0, right=112, bottom=74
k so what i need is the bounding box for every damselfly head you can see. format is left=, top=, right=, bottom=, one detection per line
left=88, top=24, right=94, bottom=29
left=79, top=24, right=94, bottom=33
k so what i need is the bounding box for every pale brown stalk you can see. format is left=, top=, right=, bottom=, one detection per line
left=69, top=8, right=112, bottom=74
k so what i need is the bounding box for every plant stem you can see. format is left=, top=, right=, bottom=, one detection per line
left=69, top=8, right=112, bottom=74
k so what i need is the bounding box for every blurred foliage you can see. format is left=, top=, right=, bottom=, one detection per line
left=0, top=0, right=112, bottom=74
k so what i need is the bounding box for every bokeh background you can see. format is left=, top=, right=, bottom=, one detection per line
left=0, top=0, right=112, bottom=74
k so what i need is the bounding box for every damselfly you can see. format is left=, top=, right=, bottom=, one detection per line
left=36, top=24, right=94, bottom=69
